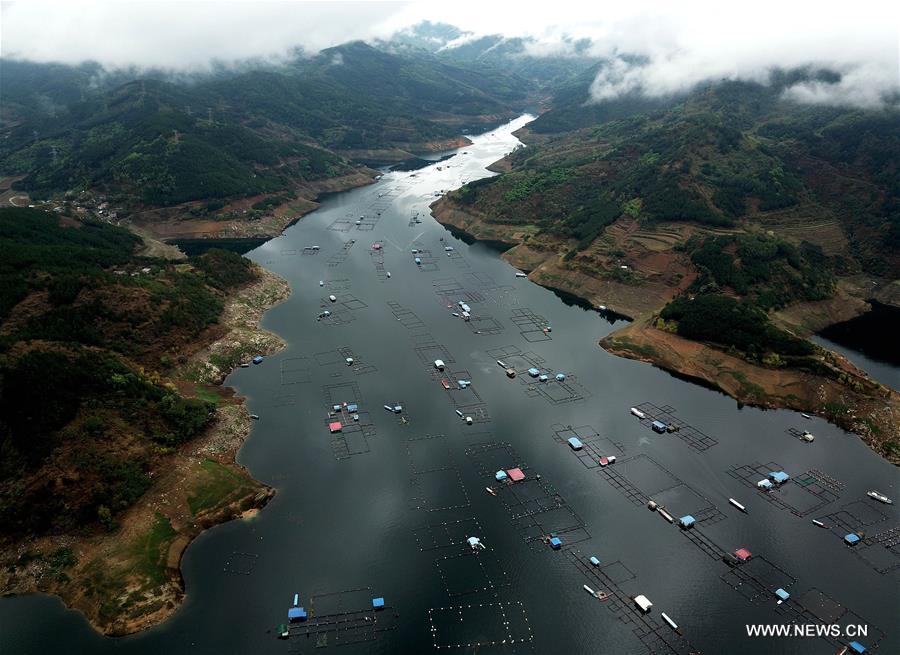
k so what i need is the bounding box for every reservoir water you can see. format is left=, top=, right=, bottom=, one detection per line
left=3, top=115, right=898, bottom=655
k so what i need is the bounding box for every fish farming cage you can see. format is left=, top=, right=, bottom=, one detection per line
left=323, top=278, right=352, bottom=291
left=410, top=466, right=471, bottom=512
left=287, top=587, right=399, bottom=647
left=386, top=301, right=427, bottom=330
left=600, top=454, right=683, bottom=506
left=630, top=402, right=719, bottom=452
left=727, top=463, right=842, bottom=517
left=522, top=374, right=591, bottom=406
left=509, top=308, right=552, bottom=342
left=300, top=246, right=320, bottom=256
left=413, top=517, right=485, bottom=552
left=369, top=250, right=389, bottom=282
left=434, top=547, right=511, bottom=598
left=551, top=424, right=626, bottom=469
left=222, top=551, right=258, bottom=576
left=427, top=601, right=534, bottom=651
left=565, top=551, right=698, bottom=655
left=326, top=239, right=356, bottom=266
left=323, top=292, right=368, bottom=312
left=407, top=433, right=454, bottom=474
left=438, top=368, right=485, bottom=403
left=267, top=389, right=297, bottom=408
left=720, top=555, right=797, bottom=604
left=775, top=588, right=887, bottom=652
left=486, top=345, right=547, bottom=374
left=462, top=271, right=517, bottom=307
left=311, top=346, right=378, bottom=376
left=280, top=248, right=299, bottom=256
left=415, top=341, right=456, bottom=367
left=445, top=248, right=469, bottom=268
left=317, top=308, right=355, bottom=327
left=818, top=502, right=899, bottom=574
left=678, top=523, right=727, bottom=560
left=465, top=314, right=506, bottom=335
left=412, top=248, right=440, bottom=272
left=280, top=356, right=312, bottom=385
left=466, top=443, right=590, bottom=551
left=327, top=217, right=354, bottom=232
left=433, top=276, right=487, bottom=302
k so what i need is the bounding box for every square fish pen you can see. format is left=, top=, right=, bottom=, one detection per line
left=434, top=547, right=510, bottom=597
left=551, top=424, right=626, bottom=468
left=775, top=588, right=886, bottom=653
left=509, top=308, right=552, bottom=342
left=413, top=517, right=485, bottom=552
left=728, top=462, right=842, bottom=517
left=386, top=300, right=426, bottom=330
left=427, top=601, right=534, bottom=651
left=566, top=551, right=699, bottom=655
left=288, top=587, right=398, bottom=647
left=720, top=555, right=797, bottom=603
left=280, top=356, right=312, bottom=385
left=410, top=467, right=471, bottom=512
left=326, top=239, right=356, bottom=266
left=630, top=402, right=719, bottom=452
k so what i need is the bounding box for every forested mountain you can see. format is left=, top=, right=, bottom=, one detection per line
left=0, top=207, right=258, bottom=535
left=0, top=41, right=533, bottom=206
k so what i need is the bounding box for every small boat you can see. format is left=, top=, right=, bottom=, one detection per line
left=240, top=363, right=250, bottom=368
left=598, top=305, right=607, bottom=311
left=293, top=593, right=299, bottom=606
left=867, top=490, right=893, bottom=504
left=319, top=280, right=324, bottom=286
left=630, top=407, right=646, bottom=419
left=515, top=272, right=527, bottom=278
left=583, top=584, right=596, bottom=596
left=386, top=272, right=391, bottom=278
left=383, top=405, right=393, bottom=412
left=250, top=414, right=260, bottom=420
left=801, top=413, right=811, bottom=419
left=455, top=409, right=463, bottom=417
left=812, top=519, right=827, bottom=528
left=729, top=498, right=747, bottom=513
left=658, top=507, right=675, bottom=523
left=496, top=360, right=506, bottom=368
left=465, top=416, right=473, bottom=425
left=278, top=623, right=289, bottom=639
left=486, top=487, right=497, bottom=496
left=661, top=612, right=681, bottom=635
left=801, top=431, right=815, bottom=442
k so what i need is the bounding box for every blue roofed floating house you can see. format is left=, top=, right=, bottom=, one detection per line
left=527, top=367, right=540, bottom=377
left=679, top=515, right=695, bottom=529
left=538, top=374, right=549, bottom=382
left=768, top=471, right=790, bottom=485
left=252, top=355, right=264, bottom=365
left=372, top=597, right=385, bottom=610
left=495, top=470, right=508, bottom=482
left=589, top=556, right=600, bottom=566
left=844, top=532, right=861, bottom=546
left=567, top=437, right=584, bottom=451
left=651, top=420, right=667, bottom=433
left=775, top=588, right=790, bottom=602
left=549, top=536, right=563, bottom=550
left=555, top=373, right=566, bottom=381
left=288, top=606, right=307, bottom=622
left=347, top=403, right=358, bottom=413
left=849, top=640, right=867, bottom=653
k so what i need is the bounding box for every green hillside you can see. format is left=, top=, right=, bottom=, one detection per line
left=0, top=207, right=257, bottom=536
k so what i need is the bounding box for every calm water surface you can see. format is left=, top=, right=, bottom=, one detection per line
left=3, top=115, right=899, bottom=655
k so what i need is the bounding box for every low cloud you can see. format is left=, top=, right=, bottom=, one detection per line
left=1, top=1, right=897, bottom=108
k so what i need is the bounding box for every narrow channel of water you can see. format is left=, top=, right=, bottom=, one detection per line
left=2, top=115, right=898, bottom=655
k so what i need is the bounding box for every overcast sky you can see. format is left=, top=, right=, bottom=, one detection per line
left=2, top=0, right=898, bottom=106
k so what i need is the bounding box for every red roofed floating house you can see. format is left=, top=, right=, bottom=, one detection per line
left=507, top=468, right=525, bottom=482
left=329, top=421, right=343, bottom=433
left=734, top=547, right=752, bottom=562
